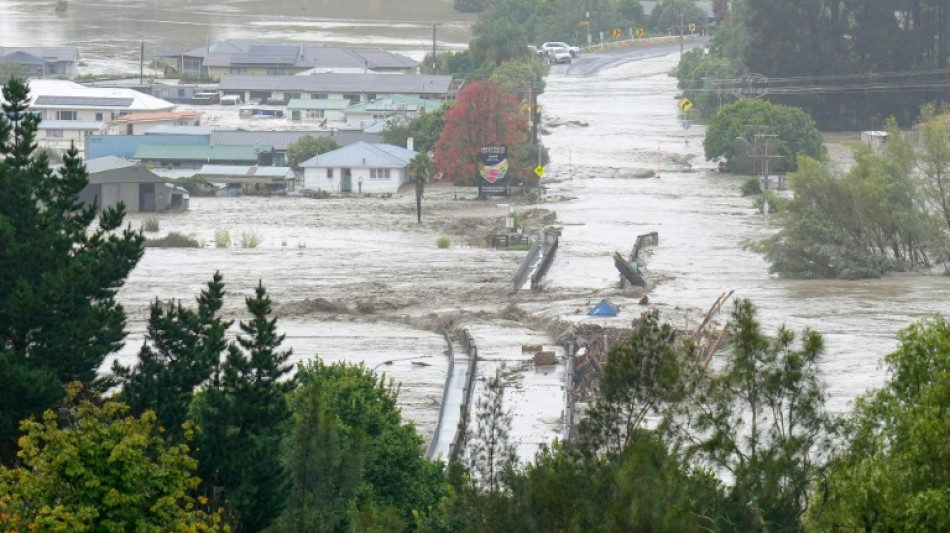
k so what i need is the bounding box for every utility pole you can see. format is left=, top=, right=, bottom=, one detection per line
left=431, top=24, right=437, bottom=74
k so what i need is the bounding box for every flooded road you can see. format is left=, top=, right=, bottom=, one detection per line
left=537, top=43, right=950, bottom=413
left=1, top=0, right=473, bottom=73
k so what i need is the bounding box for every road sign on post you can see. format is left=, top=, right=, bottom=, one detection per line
left=613, top=27, right=621, bottom=38
left=534, top=165, right=545, bottom=178
left=688, top=23, right=696, bottom=33
left=677, top=97, right=694, bottom=112
left=635, top=27, right=645, bottom=38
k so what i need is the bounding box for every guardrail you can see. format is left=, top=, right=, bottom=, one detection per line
left=425, top=331, right=456, bottom=459
left=530, top=233, right=559, bottom=290
left=581, top=34, right=704, bottom=53
left=510, top=235, right=541, bottom=294
left=448, top=328, right=479, bottom=463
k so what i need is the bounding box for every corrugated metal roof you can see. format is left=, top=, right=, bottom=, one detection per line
left=133, top=144, right=262, bottom=162
left=35, top=95, right=134, bottom=107
left=0, top=46, right=78, bottom=62
left=346, top=94, right=437, bottom=113
left=209, top=130, right=377, bottom=151
left=220, top=73, right=454, bottom=95
left=287, top=98, right=351, bottom=111
left=85, top=155, right=135, bottom=174
left=300, top=141, right=416, bottom=168
left=87, top=166, right=167, bottom=185
left=113, top=110, right=203, bottom=123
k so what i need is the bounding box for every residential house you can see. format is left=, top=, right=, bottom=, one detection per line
left=110, top=110, right=203, bottom=135
left=27, top=79, right=175, bottom=123
left=79, top=156, right=187, bottom=212
left=218, top=73, right=455, bottom=105
left=300, top=141, right=417, bottom=193
left=149, top=80, right=220, bottom=104
left=342, top=94, right=442, bottom=129
left=197, top=164, right=294, bottom=194
left=0, top=46, right=79, bottom=78
left=23, top=79, right=175, bottom=155
left=38, top=120, right=107, bottom=153
left=286, top=98, right=350, bottom=125
left=156, top=39, right=418, bottom=78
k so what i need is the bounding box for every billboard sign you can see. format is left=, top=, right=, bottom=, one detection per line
left=478, top=145, right=509, bottom=197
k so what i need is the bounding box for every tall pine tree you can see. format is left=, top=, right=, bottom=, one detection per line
left=113, top=272, right=231, bottom=439
left=193, top=281, right=293, bottom=533
left=0, top=78, right=143, bottom=462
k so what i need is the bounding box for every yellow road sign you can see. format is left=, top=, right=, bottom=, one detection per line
left=612, top=27, right=621, bottom=38
left=635, top=27, right=645, bottom=38
left=689, top=23, right=696, bottom=33
left=534, top=165, right=545, bottom=178
left=579, top=20, right=589, bottom=26
left=678, top=97, right=694, bottom=112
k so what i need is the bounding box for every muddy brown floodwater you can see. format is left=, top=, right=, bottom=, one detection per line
left=0, top=0, right=474, bottom=73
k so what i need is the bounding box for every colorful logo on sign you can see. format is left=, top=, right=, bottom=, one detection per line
left=479, top=146, right=508, bottom=184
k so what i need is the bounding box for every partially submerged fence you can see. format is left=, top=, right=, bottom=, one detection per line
left=448, top=328, right=479, bottom=463
left=510, top=236, right=542, bottom=294
left=530, top=233, right=559, bottom=290
left=425, top=331, right=456, bottom=459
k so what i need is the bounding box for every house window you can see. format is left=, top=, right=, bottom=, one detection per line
left=230, top=67, right=248, bottom=74
left=370, top=169, right=391, bottom=180
left=183, top=58, right=201, bottom=72
left=56, top=110, right=77, bottom=120
left=326, top=168, right=334, bottom=179
left=268, top=68, right=285, bottom=75
left=372, top=113, right=388, bottom=120
left=310, top=93, right=328, bottom=99
left=343, top=93, right=361, bottom=104
left=46, top=129, right=64, bottom=138
left=95, top=112, right=104, bottom=121
left=284, top=92, right=301, bottom=100
left=307, top=110, right=325, bottom=119
left=178, top=88, right=186, bottom=97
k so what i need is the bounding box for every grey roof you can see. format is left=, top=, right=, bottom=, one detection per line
left=34, top=95, right=134, bottom=107
left=38, top=120, right=104, bottom=130
left=287, top=98, right=351, bottom=111
left=300, top=141, right=416, bottom=168
left=0, top=46, right=78, bottom=62
left=231, top=45, right=302, bottom=66
left=1, top=50, right=44, bottom=65
left=354, top=50, right=419, bottom=70
left=181, top=39, right=261, bottom=59
left=210, top=130, right=379, bottom=151
left=146, top=125, right=214, bottom=136
left=220, top=73, right=453, bottom=95
left=85, top=156, right=136, bottom=174
left=88, top=166, right=167, bottom=185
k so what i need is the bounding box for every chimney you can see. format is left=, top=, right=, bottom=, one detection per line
left=407, top=136, right=414, bottom=151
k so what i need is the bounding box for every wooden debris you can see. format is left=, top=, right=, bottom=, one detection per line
left=533, top=351, right=557, bottom=366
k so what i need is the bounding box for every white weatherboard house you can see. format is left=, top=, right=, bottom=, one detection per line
left=300, top=142, right=417, bottom=194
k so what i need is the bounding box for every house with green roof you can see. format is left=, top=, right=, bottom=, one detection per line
left=132, top=144, right=268, bottom=168
left=342, top=94, right=441, bottom=126
left=286, top=98, right=350, bottom=124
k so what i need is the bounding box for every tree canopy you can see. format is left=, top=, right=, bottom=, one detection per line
left=433, top=80, right=530, bottom=185
left=0, top=386, right=228, bottom=532
left=0, top=77, right=144, bottom=462
left=285, top=135, right=339, bottom=171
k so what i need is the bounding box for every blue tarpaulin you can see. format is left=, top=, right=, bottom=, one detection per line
left=587, top=299, right=620, bottom=316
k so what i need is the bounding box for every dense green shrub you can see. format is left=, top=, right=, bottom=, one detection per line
left=144, top=232, right=201, bottom=248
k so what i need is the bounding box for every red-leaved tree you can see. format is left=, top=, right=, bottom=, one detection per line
left=434, top=80, right=529, bottom=185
